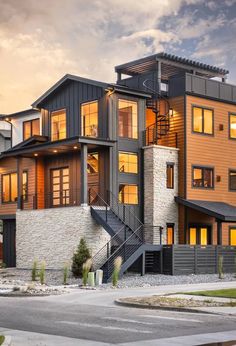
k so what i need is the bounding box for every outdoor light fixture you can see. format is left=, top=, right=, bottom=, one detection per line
left=5, top=117, right=11, bottom=122
left=169, top=108, right=174, bottom=117
left=73, top=146, right=78, bottom=149
left=53, top=150, right=58, bottom=153
left=34, top=153, right=38, bottom=157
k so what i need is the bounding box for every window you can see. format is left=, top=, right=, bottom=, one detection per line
left=22, top=171, right=28, bottom=201
left=193, top=106, right=213, bottom=135
left=229, top=170, right=236, bottom=191
left=229, top=114, right=236, bottom=139
left=118, top=99, right=138, bottom=139
left=23, top=118, right=40, bottom=140
left=192, top=166, right=214, bottom=188
left=81, top=101, right=98, bottom=137
left=166, top=163, right=174, bottom=189
left=119, top=152, right=138, bottom=174
left=51, top=167, right=69, bottom=206
left=189, top=226, right=211, bottom=245
left=2, top=173, right=17, bottom=203
left=167, top=225, right=174, bottom=245
left=87, top=153, right=99, bottom=174
left=51, top=109, right=66, bottom=141
left=119, top=184, right=138, bottom=204
left=230, top=228, right=236, bottom=246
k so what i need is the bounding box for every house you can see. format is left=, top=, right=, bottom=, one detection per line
left=0, top=52, right=235, bottom=278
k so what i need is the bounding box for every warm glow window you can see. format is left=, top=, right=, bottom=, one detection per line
left=192, top=166, right=214, bottom=188
left=23, top=118, right=40, bottom=140
left=51, top=109, right=66, bottom=141
left=22, top=171, right=28, bottom=201
left=87, top=153, right=99, bottom=174
left=229, top=170, right=236, bottom=191
left=51, top=167, right=69, bottom=206
left=2, top=173, right=17, bottom=203
left=166, top=163, right=174, bottom=189
left=193, top=106, right=213, bottom=135
left=230, top=228, right=236, bottom=246
left=81, top=101, right=98, bottom=137
left=189, top=226, right=211, bottom=245
left=119, top=184, right=138, bottom=204
left=229, top=114, right=236, bottom=139
left=118, top=99, right=138, bottom=139
left=118, top=152, right=138, bottom=174
left=167, top=225, right=174, bottom=245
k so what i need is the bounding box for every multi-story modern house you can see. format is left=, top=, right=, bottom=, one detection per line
left=0, top=52, right=236, bottom=278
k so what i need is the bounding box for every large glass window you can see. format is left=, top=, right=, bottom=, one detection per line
left=166, top=163, right=174, bottom=189
left=81, top=101, right=98, bottom=137
left=23, top=118, right=40, bottom=140
left=118, top=99, right=138, bottom=139
left=193, top=106, right=213, bottom=135
left=230, top=228, right=236, bottom=246
left=22, top=171, right=28, bottom=201
left=189, top=226, right=211, bottom=245
left=229, top=170, right=236, bottom=191
left=229, top=114, right=236, bottom=139
left=192, top=166, right=214, bottom=188
left=119, top=184, right=138, bottom=204
left=87, top=153, right=99, bottom=174
left=51, top=109, right=66, bottom=141
left=118, top=152, right=138, bottom=174
left=2, top=173, right=17, bottom=203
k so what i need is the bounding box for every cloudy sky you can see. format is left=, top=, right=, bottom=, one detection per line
left=1, top=0, right=236, bottom=113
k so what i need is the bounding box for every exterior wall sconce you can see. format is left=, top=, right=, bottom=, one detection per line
left=219, top=124, right=224, bottom=131
left=216, top=175, right=221, bottom=182
left=169, top=108, right=174, bottom=117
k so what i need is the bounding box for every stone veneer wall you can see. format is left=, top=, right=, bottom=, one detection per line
left=16, top=206, right=110, bottom=269
left=144, top=145, right=179, bottom=244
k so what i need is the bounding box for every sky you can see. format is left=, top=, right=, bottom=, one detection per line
left=0, top=0, right=236, bottom=113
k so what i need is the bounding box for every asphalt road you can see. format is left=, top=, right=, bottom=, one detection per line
left=0, top=283, right=236, bottom=345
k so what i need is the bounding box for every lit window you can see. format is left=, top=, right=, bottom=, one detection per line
left=193, top=106, right=213, bottom=135
left=230, top=228, right=236, bottom=246
left=119, top=184, right=138, bottom=204
left=87, top=153, right=99, bottom=174
left=2, top=173, right=17, bottom=203
left=51, top=109, right=66, bottom=141
left=119, top=152, right=138, bottom=174
left=192, top=166, right=214, bottom=188
left=229, top=170, right=236, bottom=191
left=22, top=171, right=28, bottom=201
left=189, top=226, right=211, bottom=245
left=81, top=101, right=98, bottom=137
left=190, top=228, right=197, bottom=245
left=51, top=167, right=69, bottom=206
left=23, top=119, right=40, bottom=140
left=118, top=99, right=138, bottom=139
left=166, top=163, right=174, bottom=189
left=167, top=225, right=174, bottom=245
left=229, top=114, right=236, bottom=139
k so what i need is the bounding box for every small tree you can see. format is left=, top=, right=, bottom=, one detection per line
left=31, top=260, right=38, bottom=281
left=112, top=256, right=122, bottom=287
left=39, top=261, right=46, bottom=285
left=72, top=238, right=91, bottom=277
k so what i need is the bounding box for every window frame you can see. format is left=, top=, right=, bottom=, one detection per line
left=188, top=224, right=212, bottom=245
left=118, top=151, right=138, bottom=174
left=229, top=227, right=236, bottom=246
left=166, top=162, right=174, bottom=189
left=192, top=105, right=214, bottom=136
left=22, top=170, right=28, bottom=202
left=80, top=100, right=99, bottom=138
left=1, top=172, right=18, bottom=204
left=166, top=223, right=174, bottom=245
left=50, top=108, right=67, bottom=141
left=229, top=169, right=236, bottom=192
left=23, top=118, right=40, bottom=141
left=192, top=165, right=214, bottom=190
left=118, top=184, right=139, bottom=205
left=229, top=113, right=236, bottom=140
left=118, top=98, right=138, bottom=140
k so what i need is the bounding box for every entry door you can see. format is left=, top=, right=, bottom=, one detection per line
left=189, top=226, right=211, bottom=245
left=51, top=167, right=69, bottom=207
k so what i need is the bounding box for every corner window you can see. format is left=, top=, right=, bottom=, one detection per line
left=193, top=106, right=213, bottom=135
left=229, top=114, right=236, bottom=139
left=2, top=172, right=17, bottom=203
left=119, top=152, right=138, bottom=174
left=230, top=228, right=236, bottom=246
left=192, top=166, right=214, bottom=189
left=87, top=153, right=99, bottom=174
left=229, top=170, right=236, bottom=191
left=51, top=109, right=66, bottom=141
left=118, top=99, right=138, bottom=139
left=81, top=101, right=98, bottom=137
left=23, top=118, right=40, bottom=140
left=167, top=224, right=174, bottom=245
left=166, top=163, right=174, bottom=189
left=22, top=171, right=28, bottom=201
left=119, top=184, right=138, bottom=204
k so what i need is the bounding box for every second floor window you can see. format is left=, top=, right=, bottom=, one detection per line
left=119, top=152, right=138, bottom=174
left=119, top=184, right=138, bottom=204
left=51, top=109, right=66, bottom=141
left=81, top=101, right=98, bottom=137
left=23, top=118, right=40, bottom=140
left=118, top=99, right=138, bottom=139
left=2, top=172, right=17, bottom=203
left=192, top=166, right=214, bottom=189
left=229, top=114, right=236, bottom=139
left=229, top=170, right=236, bottom=191
left=166, top=163, right=174, bottom=189
left=193, top=106, right=213, bottom=135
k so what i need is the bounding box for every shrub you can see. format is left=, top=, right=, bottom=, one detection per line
left=112, top=256, right=122, bottom=287
left=31, top=260, right=38, bottom=281
left=72, top=238, right=91, bottom=278
left=82, top=258, right=92, bottom=286
left=63, top=263, right=69, bottom=285
left=218, top=255, right=224, bottom=279
left=39, top=261, right=46, bottom=285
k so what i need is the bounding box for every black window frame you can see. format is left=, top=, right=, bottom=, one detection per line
left=23, top=118, right=40, bottom=141
left=229, top=169, right=236, bottom=191
left=22, top=170, right=28, bottom=202
left=166, top=163, right=174, bottom=189
left=1, top=172, right=18, bottom=204
left=166, top=223, right=175, bottom=245
left=50, top=108, right=67, bottom=141
left=192, top=105, right=214, bottom=136
left=188, top=223, right=212, bottom=245
left=229, top=226, right=236, bottom=246
left=118, top=98, right=138, bottom=140
left=192, top=165, right=214, bottom=189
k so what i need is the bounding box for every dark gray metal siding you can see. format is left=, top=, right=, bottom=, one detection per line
left=118, top=72, right=160, bottom=93
left=3, top=219, right=16, bottom=267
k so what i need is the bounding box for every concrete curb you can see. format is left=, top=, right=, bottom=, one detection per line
left=115, top=299, right=220, bottom=315
left=2, top=336, right=11, bottom=346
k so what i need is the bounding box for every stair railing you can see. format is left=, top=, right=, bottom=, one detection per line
left=89, top=188, right=110, bottom=222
